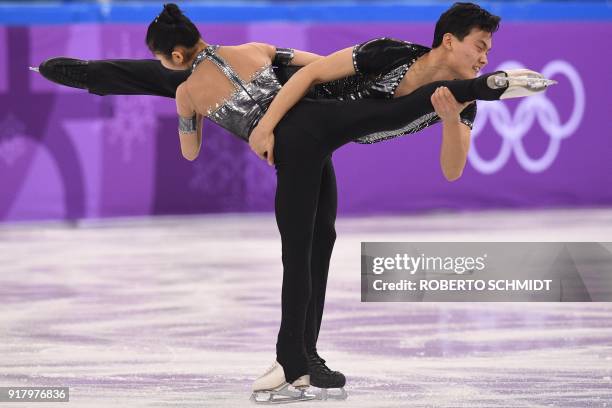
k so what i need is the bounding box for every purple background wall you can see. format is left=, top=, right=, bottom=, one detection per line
left=0, top=22, right=609, bottom=222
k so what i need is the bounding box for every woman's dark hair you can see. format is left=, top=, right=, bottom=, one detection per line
left=432, top=2, right=501, bottom=48
left=146, top=3, right=201, bottom=57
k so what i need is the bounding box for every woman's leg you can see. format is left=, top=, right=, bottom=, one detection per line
left=41, top=58, right=305, bottom=98
left=39, top=57, right=188, bottom=97
left=304, top=157, right=337, bottom=353
left=87, top=59, right=189, bottom=97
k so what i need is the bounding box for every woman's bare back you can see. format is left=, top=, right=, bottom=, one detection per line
left=181, top=43, right=274, bottom=117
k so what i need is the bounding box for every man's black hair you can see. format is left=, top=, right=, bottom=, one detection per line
left=432, top=2, right=501, bottom=48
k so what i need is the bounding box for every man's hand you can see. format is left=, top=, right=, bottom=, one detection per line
left=249, top=123, right=275, bottom=166
left=431, top=86, right=473, bottom=123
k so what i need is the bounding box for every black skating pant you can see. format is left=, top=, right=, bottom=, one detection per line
left=87, top=59, right=301, bottom=98
left=272, top=76, right=505, bottom=382
left=84, top=59, right=505, bottom=382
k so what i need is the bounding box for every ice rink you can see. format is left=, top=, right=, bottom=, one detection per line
left=1, top=208, right=612, bottom=407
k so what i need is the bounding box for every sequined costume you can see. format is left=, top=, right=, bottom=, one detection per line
left=189, top=45, right=282, bottom=142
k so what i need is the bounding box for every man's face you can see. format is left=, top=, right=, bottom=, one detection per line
left=451, top=28, right=492, bottom=79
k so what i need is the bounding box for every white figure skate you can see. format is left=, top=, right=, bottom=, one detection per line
left=250, top=360, right=316, bottom=404
left=487, top=68, right=557, bottom=99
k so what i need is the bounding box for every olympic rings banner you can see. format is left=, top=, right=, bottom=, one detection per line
left=0, top=21, right=610, bottom=222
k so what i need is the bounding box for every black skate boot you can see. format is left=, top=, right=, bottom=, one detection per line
left=36, top=57, right=88, bottom=90
left=306, top=350, right=348, bottom=400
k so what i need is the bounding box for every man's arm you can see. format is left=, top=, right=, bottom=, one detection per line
left=431, top=86, right=473, bottom=181
left=285, top=49, right=322, bottom=66
left=440, top=119, right=470, bottom=181
left=250, top=42, right=322, bottom=67
left=256, top=46, right=354, bottom=135
left=249, top=46, right=355, bottom=164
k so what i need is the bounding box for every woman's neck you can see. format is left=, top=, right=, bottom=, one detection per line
left=186, top=40, right=208, bottom=66
left=195, top=39, right=208, bottom=54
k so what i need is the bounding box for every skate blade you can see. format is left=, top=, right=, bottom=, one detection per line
left=494, top=75, right=557, bottom=89
left=311, top=387, right=348, bottom=401
left=495, top=76, right=558, bottom=100
left=509, top=76, right=557, bottom=88
left=250, top=384, right=316, bottom=404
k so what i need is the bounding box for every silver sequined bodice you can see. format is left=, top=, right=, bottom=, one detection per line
left=192, top=45, right=281, bottom=141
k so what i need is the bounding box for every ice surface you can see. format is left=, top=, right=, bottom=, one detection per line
left=1, top=209, right=611, bottom=407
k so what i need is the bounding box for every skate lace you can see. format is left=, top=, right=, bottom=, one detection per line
left=306, top=351, right=333, bottom=374
left=59, top=61, right=87, bottom=83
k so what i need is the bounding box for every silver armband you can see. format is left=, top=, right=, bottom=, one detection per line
left=273, top=48, right=295, bottom=66
left=178, top=114, right=197, bottom=133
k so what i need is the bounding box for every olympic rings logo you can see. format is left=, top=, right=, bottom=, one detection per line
left=469, top=60, right=585, bottom=174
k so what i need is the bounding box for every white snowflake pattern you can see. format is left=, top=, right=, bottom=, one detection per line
left=188, top=128, right=244, bottom=208
left=102, top=32, right=157, bottom=163
left=0, top=113, right=28, bottom=166
left=105, top=96, right=156, bottom=162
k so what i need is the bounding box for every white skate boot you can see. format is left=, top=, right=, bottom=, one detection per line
left=486, top=68, right=557, bottom=99
left=250, top=360, right=315, bottom=404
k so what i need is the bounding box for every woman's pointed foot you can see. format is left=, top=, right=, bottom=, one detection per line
left=487, top=68, right=557, bottom=99
left=36, top=57, right=89, bottom=90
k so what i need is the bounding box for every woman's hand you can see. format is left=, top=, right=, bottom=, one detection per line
left=431, top=86, right=473, bottom=123
left=249, top=123, right=275, bottom=166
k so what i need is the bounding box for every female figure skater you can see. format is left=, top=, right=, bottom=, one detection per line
left=37, top=3, right=555, bottom=403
